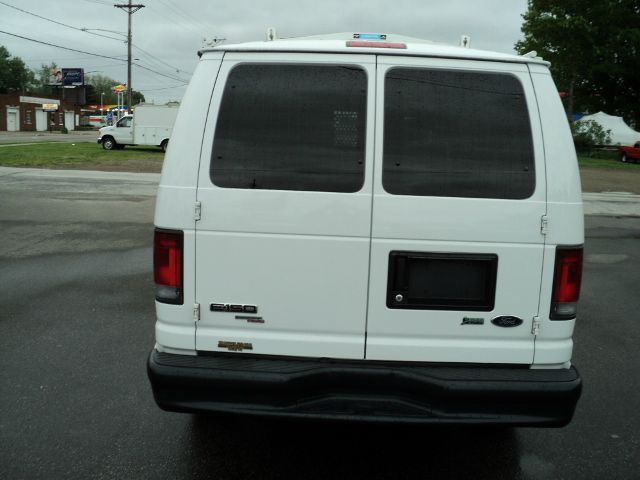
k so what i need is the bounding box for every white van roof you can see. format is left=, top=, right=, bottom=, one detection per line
left=199, top=32, right=549, bottom=66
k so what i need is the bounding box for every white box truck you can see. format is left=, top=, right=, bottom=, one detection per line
left=97, top=103, right=179, bottom=151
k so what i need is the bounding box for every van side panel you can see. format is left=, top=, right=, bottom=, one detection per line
left=529, top=66, right=584, bottom=366
left=155, top=55, right=223, bottom=228
left=154, top=55, right=223, bottom=351
left=528, top=65, right=583, bottom=207
left=529, top=65, right=583, bottom=245
left=132, top=104, right=178, bottom=146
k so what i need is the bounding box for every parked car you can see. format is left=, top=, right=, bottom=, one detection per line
left=619, top=142, right=640, bottom=163
left=147, top=33, right=584, bottom=426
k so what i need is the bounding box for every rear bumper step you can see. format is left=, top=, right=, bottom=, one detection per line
left=147, top=350, right=582, bottom=426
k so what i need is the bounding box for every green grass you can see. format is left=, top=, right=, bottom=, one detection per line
left=577, top=150, right=638, bottom=169
left=0, top=142, right=163, bottom=168
left=578, top=156, right=630, bottom=169
left=1, top=141, right=636, bottom=173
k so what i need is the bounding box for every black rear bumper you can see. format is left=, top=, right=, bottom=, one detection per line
left=147, top=350, right=581, bottom=426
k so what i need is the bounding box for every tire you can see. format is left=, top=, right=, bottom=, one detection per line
left=161, top=139, right=168, bottom=152
left=102, top=137, right=116, bottom=150
left=621, top=153, right=627, bottom=163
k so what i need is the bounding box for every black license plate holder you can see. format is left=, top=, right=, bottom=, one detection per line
left=387, top=251, right=498, bottom=311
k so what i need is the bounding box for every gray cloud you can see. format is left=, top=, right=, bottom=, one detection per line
left=1, top=0, right=528, bottom=103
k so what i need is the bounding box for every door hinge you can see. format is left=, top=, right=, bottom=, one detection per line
left=532, top=316, right=541, bottom=335
left=193, top=303, right=200, bottom=322
left=194, top=201, right=202, bottom=221
left=540, top=215, right=548, bottom=235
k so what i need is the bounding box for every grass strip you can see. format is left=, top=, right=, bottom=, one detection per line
left=0, top=142, right=164, bottom=169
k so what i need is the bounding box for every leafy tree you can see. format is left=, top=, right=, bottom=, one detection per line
left=516, top=1, right=640, bottom=127
left=571, top=119, right=612, bottom=151
left=86, top=73, right=119, bottom=105
left=84, top=83, right=97, bottom=104
left=131, top=89, right=145, bottom=105
left=0, top=45, right=35, bottom=93
left=33, top=62, right=59, bottom=91
left=0, top=45, right=147, bottom=105
left=86, top=73, right=145, bottom=106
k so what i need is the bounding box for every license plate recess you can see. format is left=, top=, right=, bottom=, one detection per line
left=387, top=251, right=498, bottom=311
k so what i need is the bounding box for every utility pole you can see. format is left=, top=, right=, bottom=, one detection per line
left=115, top=1, right=145, bottom=111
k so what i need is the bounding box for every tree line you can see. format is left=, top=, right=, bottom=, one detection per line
left=6, top=1, right=639, bottom=125
left=0, top=45, right=145, bottom=105
left=516, top=0, right=640, bottom=128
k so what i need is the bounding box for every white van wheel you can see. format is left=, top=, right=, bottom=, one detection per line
left=102, top=137, right=116, bottom=150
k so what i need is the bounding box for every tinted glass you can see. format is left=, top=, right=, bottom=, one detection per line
left=211, top=64, right=367, bottom=192
left=383, top=68, right=535, bottom=199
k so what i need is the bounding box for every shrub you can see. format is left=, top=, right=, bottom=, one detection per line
left=572, top=120, right=611, bottom=152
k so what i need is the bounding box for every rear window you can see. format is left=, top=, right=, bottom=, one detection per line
left=210, top=64, right=367, bottom=192
left=383, top=68, right=535, bottom=199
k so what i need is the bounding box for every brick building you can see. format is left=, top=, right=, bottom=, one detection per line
left=0, top=93, right=81, bottom=132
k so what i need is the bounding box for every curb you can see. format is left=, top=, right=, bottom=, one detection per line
left=583, top=192, right=640, bottom=217
left=1, top=167, right=638, bottom=217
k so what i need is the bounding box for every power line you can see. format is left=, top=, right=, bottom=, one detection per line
left=132, top=62, right=187, bottom=83
left=146, top=0, right=207, bottom=39
left=0, top=0, right=191, bottom=81
left=139, top=83, right=187, bottom=92
left=0, top=1, right=125, bottom=42
left=0, top=29, right=128, bottom=61
left=134, top=44, right=192, bottom=75
left=81, top=0, right=113, bottom=6
left=155, top=0, right=209, bottom=36
left=0, top=29, right=188, bottom=84
left=160, top=0, right=210, bottom=33
left=23, top=57, right=123, bottom=64
left=1, top=0, right=191, bottom=79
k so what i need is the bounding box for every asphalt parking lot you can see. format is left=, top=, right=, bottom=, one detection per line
left=0, top=168, right=638, bottom=480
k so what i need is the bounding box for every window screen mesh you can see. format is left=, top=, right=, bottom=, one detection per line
left=383, top=68, right=535, bottom=199
left=211, top=64, right=367, bottom=192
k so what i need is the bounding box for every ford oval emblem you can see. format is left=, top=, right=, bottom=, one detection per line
left=491, top=316, right=523, bottom=328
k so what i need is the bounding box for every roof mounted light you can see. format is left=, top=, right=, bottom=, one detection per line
left=353, top=33, right=387, bottom=40
left=346, top=41, right=407, bottom=49
left=347, top=33, right=406, bottom=49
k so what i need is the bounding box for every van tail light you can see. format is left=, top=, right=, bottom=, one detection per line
left=154, top=228, right=183, bottom=304
left=550, top=246, right=583, bottom=320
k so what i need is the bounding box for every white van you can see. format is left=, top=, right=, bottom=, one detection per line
left=98, top=103, right=179, bottom=151
left=148, top=34, right=584, bottom=426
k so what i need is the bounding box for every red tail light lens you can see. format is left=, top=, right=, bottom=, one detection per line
left=550, top=246, right=583, bottom=320
left=154, top=228, right=183, bottom=304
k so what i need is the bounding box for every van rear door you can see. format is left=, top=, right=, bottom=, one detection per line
left=366, top=57, right=546, bottom=364
left=194, top=53, right=375, bottom=359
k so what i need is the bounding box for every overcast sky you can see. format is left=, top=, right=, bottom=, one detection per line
left=1, top=0, right=529, bottom=104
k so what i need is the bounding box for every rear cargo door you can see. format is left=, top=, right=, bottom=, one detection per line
left=194, top=53, right=375, bottom=359
left=366, top=56, right=546, bottom=364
